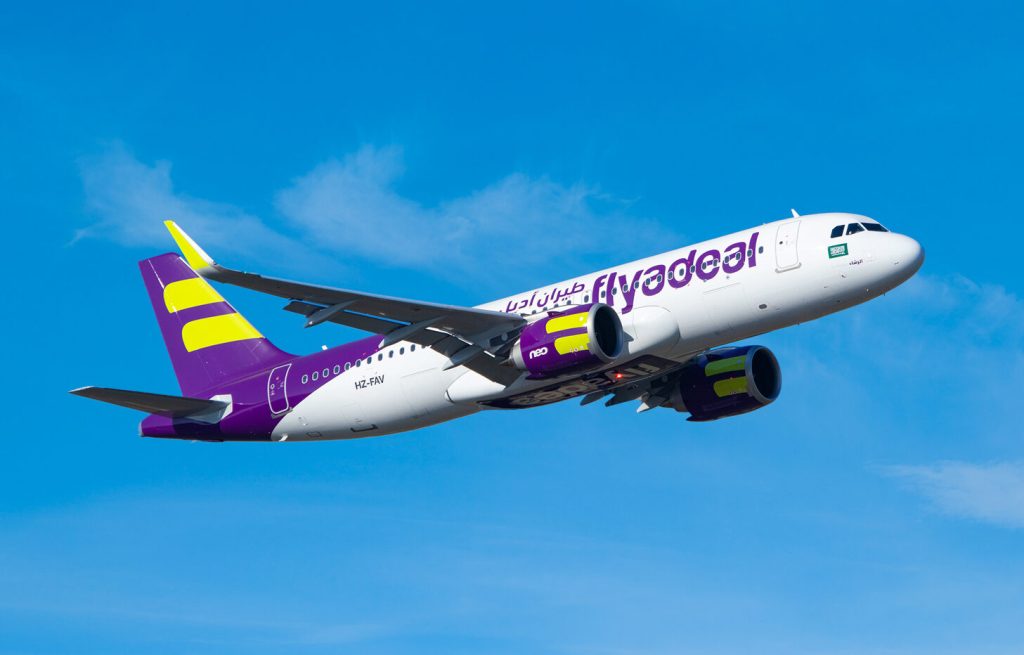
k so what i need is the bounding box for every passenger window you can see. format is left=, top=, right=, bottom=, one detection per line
left=344, top=362, right=351, bottom=371
left=301, top=374, right=309, bottom=384
left=334, top=365, right=341, bottom=374
left=830, top=225, right=844, bottom=238
left=312, top=371, right=318, bottom=381
left=365, top=357, right=371, bottom=365
left=322, top=368, right=329, bottom=378
left=846, top=223, right=865, bottom=235
left=377, top=354, right=383, bottom=361
left=399, top=347, right=405, bottom=355
left=355, top=360, right=361, bottom=367
left=389, top=351, right=394, bottom=358
left=411, top=345, right=416, bottom=351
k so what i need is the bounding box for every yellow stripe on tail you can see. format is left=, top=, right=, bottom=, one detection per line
left=163, top=277, right=225, bottom=313
left=181, top=313, right=263, bottom=352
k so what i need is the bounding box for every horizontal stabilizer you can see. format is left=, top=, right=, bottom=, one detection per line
left=70, top=386, right=228, bottom=419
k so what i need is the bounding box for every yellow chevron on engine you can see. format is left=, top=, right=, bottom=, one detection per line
left=713, top=376, right=749, bottom=398
left=545, top=311, right=588, bottom=333
left=181, top=313, right=263, bottom=352
left=554, top=333, right=590, bottom=354
left=704, top=356, right=746, bottom=377
left=164, top=277, right=225, bottom=313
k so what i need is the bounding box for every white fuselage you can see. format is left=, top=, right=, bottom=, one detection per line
left=272, top=212, right=923, bottom=440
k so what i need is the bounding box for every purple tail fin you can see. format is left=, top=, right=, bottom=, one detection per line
left=139, top=253, right=293, bottom=396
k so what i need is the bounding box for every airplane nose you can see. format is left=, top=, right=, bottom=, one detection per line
left=890, top=234, right=925, bottom=277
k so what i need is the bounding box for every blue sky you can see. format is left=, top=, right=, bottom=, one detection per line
left=3, top=1, right=1024, bottom=653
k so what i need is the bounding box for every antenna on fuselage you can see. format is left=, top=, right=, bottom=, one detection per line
left=790, top=208, right=800, bottom=218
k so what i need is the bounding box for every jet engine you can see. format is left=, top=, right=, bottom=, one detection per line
left=675, top=345, right=781, bottom=421
left=511, top=303, right=623, bottom=379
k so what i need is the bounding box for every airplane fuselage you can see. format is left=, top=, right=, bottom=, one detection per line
left=135, top=212, right=921, bottom=441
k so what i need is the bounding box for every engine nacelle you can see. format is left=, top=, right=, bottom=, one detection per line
left=511, top=303, right=623, bottom=379
left=676, top=345, right=781, bottom=421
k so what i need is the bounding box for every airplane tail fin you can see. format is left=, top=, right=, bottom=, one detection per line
left=139, top=251, right=293, bottom=396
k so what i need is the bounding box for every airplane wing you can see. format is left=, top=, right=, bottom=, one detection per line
left=164, top=222, right=526, bottom=385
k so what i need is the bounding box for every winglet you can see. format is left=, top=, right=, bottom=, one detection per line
left=164, top=221, right=217, bottom=273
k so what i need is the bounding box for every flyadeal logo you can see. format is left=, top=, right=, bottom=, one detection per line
left=828, top=243, right=849, bottom=259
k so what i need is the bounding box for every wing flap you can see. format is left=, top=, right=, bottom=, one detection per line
left=283, top=300, right=410, bottom=336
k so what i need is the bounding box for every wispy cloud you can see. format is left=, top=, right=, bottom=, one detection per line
left=76, top=143, right=681, bottom=289
left=781, top=271, right=1024, bottom=424
left=75, top=142, right=318, bottom=270
left=898, top=273, right=1024, bottom=344
left=275, top=145, right=679, bottom=281
left=883, top=461, right=1024, bottom=529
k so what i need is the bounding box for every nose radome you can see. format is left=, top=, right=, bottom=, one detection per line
left=891, top=234, right=925, bottom=275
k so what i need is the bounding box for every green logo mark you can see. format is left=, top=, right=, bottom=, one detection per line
left=828, top=243, right=848, bottom=259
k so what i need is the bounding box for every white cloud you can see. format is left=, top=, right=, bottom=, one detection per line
left=76, top=143, right=681, bottom=289
left=898, top=273, right=1024, bottom=344
left=782, top=271, right=1024, bottom=422
left=883, top=461, right=1024, bottom=528
left=274, top=145, right=680, bottom=283
left=75, top=142, right=315, bottom=267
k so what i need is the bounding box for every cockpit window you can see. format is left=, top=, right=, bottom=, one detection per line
left=846, top=223, right=865, bottom=236
left=830, top=225, right=844, bottom=238
left=862, top=222, right=889, bottom=232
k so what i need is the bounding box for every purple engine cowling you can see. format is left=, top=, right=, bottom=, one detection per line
left=676, top=345, right=781, bottom=421
left=511, top=303, right=623, bottom=379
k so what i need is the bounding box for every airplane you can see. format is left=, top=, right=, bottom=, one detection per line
left=71, top=211, right=923, bottom=442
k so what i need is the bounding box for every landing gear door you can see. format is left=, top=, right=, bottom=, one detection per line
left=267, top=363, right=291, bottom=415
left=775, top=220, right=801, bottom=272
